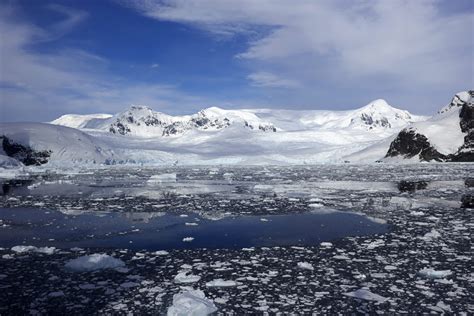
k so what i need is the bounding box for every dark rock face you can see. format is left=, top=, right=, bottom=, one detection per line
left=460, top=195, right=474, bottom=208
left=385, top=129, right=446, bottom=161
left=386, top=90, right=474, bottom=162
left=465, top=178, right=474, bottom=187
left=1, top=136, right=51, bottom=166
left=459, top=102, right=474, bottom=132
left=359, top=113, right=391, bottom=129
left=451, top=101, right=474, bottom=161
left=397, top=180, right=429, bottom=193
left=109, top=121, right=131, bottom=135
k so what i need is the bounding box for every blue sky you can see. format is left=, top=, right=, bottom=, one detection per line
left=0, top=0, right=473, bottom=122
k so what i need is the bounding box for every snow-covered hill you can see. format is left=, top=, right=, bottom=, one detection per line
left=1, top=98, right=445, bottom=166
left=348, top=91, right=474, bottom=162
left=51, top=100, right=422, bottom=138
left=53, top=105, right=277, bottom=138
left=50, top=113, right=113, bottom=129
left=0, top=123, right=117, bottom=165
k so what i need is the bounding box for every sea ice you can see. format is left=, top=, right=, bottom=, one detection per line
left=167, top=289, right=217, bottom=316
left=64, top=254, right=125, bottom=272
left=297, top=262, right=314, bottom=270
left=343, top=288, right=388, bottom=303
left=11, top=245, right=56, bottom=255
left=418, top=268, right=452, bottom=279
left=174, top=272, right=201, bottom=284
left=205, top=279, right=238, bottom=287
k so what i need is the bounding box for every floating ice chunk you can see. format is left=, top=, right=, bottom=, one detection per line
left=421, top=229, right=441, bottom=240
left=418, top=268, right=452, bottom=279
left=297, top=262, right=314, bottom=270
left=11, top=245, right=56, bottom=255
left=343, top=288, right=388, bottom=303
left=333, top=255, right=350, bottom=260
left=205, top=279, right=238, bottom=287
left=185, top=222, right=198, bottom=226
left=48, top=291, right=65, bottom=298
left=260, top=218, right=269, bottom=222
left=384, top=265, right=397, bottom=271
left=148, top=173, right=176, bottom=184
left=183, top=237, right=195, bottom=242
left=320, top=242, right=333, bottom=248
left=155, top=250, right=169, bottom=256
left=65, top=254, right=125, bottom=272
left=174, top=272, right=201, bottom=284
left=167, top=289, right=217, bottom=316
left=11, top=246, right=37, bottom=253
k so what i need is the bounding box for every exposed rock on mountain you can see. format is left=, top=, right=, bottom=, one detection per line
left=1, top=136, right=51, bottom=166
left=0, top=123, right=117, bottom=165
left=385, top=90, right=474, bottom=162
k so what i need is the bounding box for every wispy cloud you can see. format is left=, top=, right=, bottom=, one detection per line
left=247, top=71, right=299, bottom=88
left=123, top=0, right=474, bottom=112
left=0, top=4, right=222, bottom=121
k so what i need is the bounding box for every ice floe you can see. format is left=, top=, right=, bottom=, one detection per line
left=64, top=254, right=125, bottom=272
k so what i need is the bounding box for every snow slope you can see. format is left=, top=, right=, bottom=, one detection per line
left=383, top=90, right=473, bottom=161
left=52, top=100, right=423, bottom=138
left=1, top=99, right=431, bottom=166
left=407, top=107, right=465, bottom=155
left=51, top=113, right=112, bottom=129
left=0, top=122, right=117, bottom=165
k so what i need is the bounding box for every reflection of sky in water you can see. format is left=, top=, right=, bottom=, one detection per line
left=0, top=208, right=388, bottom=250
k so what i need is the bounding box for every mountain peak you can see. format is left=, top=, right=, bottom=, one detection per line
left=360, top=99, right=393, bottom=111
left=438, top=90, right=474, bottom=114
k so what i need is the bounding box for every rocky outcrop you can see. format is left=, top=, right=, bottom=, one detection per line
left=385, top=90, right=474, bottom=162
left=385, top=129, right=446, bottom=161
left=1, top=136, right=51, bottom=166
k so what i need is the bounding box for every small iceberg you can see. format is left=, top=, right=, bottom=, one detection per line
left=65, top=254, right=125, bottom=272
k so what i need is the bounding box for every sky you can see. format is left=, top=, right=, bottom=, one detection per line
left=0, top=0, right=473, bottom=122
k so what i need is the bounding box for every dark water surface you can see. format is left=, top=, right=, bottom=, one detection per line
left=0, top=207, right=387, bottom=250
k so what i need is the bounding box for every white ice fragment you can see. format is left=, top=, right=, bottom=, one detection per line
left=167, top=289, right=217, bottom=316
left=185, top=222, right=198, bottom=226
left=418, top=268, right=452, bottom=279
left=182, top=237, right=195, bottom=242
left=174, top=272, right=201, bottom=284
left=421, top=229, right=441, bottom=241
left=11, top=246, right=37, bottom=253
left=155, top=250, right=169, bottom=256
left=320, top=242, right=333, bottom=248
left=148, top=173, right=176, bottom=184
left=297, top=262, right=314, bottom=270
left=343, top=288, right=388, bottom=303
left=65, top=254, right=125, bottom=272
left=48, top=291, right=65, bottom=298
left=205, top=279, right=238, bottom=287
left=11, top=245, right=56, bottom=255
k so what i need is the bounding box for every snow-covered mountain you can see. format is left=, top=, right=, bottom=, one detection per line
left=0, top=98, right=439, bottom=166
left=384, top=91, right=474, bottom=162
left=50, top=113, right=113, bottom=129
left=0, top=123, right=117, bottom=166
left=53, top=105, right=278, bottom=138
left=347, top=91, right=474, bottom=162
left=51, top=100, right=423, bottom=138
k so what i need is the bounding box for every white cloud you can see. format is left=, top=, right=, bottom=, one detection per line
left=0, top=4, right=224, bottom=121
left=124, top=0, right=473, bottom=93
left=247, top=71, right=299, bottom=88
